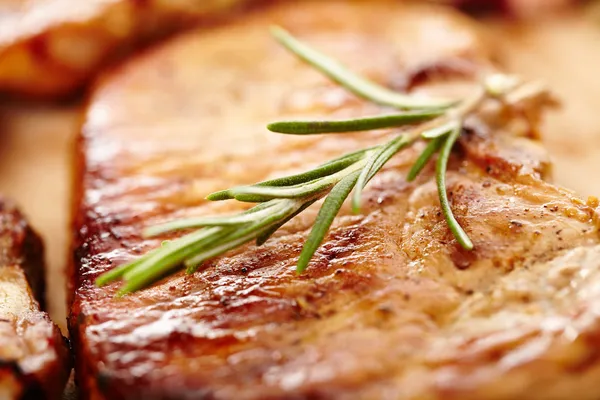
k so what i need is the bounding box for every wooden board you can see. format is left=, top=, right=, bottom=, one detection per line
left=0, top=6, right=598, bottom=341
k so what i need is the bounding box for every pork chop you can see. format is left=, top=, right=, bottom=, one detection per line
left=69, top=1, right=600, bottom=399
left=0, top=198, right=70, bottom=399
left=0, top=0, right=266, bottom=99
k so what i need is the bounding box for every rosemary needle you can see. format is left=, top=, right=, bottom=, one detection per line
left=297, top=170, right=361, bottom=273
left=267, top=110, right=443, bottom=135
left=352, top=135, right=412, bottom=213
left=256, top=199, right=318, bottom=246
left=95, top=26, right=544, bottom=295
left=270, top=26, right=455, bottom=110
left=407, top=136, right=444, bottom=182
left=435, top=124, right=474, bottom=250
left=407, top=122, right=457, bottom=181
left=143, top=202, right=282, bottom=237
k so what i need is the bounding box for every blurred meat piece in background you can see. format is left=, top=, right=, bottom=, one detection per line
left=0, top=0, right=589, bottom=100
left=0, top=0, right=261, bottom=99
left=0, top=198, right=70, bottom=399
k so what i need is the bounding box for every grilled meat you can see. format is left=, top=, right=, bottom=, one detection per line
left=69, top=1, right=600, bottom=399
left=0, top=0, right=265, bottom=99
left=0, top=198, right=70, bottom=399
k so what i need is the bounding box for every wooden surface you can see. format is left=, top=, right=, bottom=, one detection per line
left=0, top=103, right=79, bottom=331
left=0, top=8, right=598, bottom=336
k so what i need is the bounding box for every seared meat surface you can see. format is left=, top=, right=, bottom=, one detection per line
left=70, top=1, right=600, bottom=399
left=0, top=198, right=70, bottom=399
left=0, top=0, right=264, bottom=99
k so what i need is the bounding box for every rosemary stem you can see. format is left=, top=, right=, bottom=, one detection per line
left=143, top=201, right=284, bottom=236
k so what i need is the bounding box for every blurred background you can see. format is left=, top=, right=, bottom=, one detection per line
left=0, top=0, right=599, bottom=334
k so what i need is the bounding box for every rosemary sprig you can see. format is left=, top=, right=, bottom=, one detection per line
left=96, top=26, right=542, bottom=295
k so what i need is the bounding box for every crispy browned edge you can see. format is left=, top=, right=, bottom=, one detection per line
left=0, top=0, right=278, bottom=101
left=0, top=198, right=71, bottom=399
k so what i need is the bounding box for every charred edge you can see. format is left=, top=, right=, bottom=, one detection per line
left=0, top=359, right=44, bottom=400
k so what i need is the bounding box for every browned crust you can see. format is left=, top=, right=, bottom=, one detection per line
left=0, top=0, right=277, bottom=100
left=0, top=199, right=46, bottom=308
left=0, top=320, right=70, bottom=400
left=0, top=197, right=71, bottom=399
